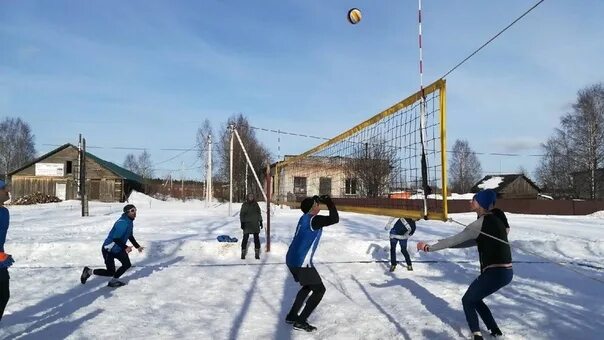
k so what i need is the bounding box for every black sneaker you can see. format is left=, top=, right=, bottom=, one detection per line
left=407, top=265, right=413, bottom=271
left=490, top=327, right=503, bottom=337
left=293, top=321, right=317, bottom=332
left=107, top=280, right=127, bottom=288
left=285, top=314, right=297, bottom=324
left=473, top=335, right=483, bottom=340
left=389, top=264, right=396, bottom=272
left=80, top=267, right=92, bottom=284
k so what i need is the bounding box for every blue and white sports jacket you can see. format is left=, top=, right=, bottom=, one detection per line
left=286, top=213, right=323, bottom=268
left=102, top=213, right=134, bottom=254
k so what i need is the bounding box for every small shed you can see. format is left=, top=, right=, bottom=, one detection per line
left=8, top=143, right=144, bottom=202
left=471, top=174, right=540, bottom=199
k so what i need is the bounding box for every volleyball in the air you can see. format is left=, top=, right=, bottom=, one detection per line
left=347, top=8, right=362, bottom=24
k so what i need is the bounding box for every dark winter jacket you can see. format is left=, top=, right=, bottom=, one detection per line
left=240, top=200, right=262, bottom=234
left=389, top=218, right=416, bottom=240
left=490, top=208, right=510, bottom=231
left=429, top=213, right=512, bottom=271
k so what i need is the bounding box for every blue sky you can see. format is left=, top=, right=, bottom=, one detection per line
left=1, top=0, right=603, bottom=181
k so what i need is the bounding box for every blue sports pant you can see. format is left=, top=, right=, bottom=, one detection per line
left=390, top=238, right=412, bottom=266
left=462, top=267, right=513, bottom=333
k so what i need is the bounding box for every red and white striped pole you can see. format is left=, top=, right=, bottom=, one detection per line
left=418, top=0, right=429, bottom=218
left=418, top=0, right=425, bottom=99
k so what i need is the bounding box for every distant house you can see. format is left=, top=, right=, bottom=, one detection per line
left=470, top=174, right=540, bottom=199
left=571, top=168, right=604, bottom=199
left=8, top=143, right=144, bottom=202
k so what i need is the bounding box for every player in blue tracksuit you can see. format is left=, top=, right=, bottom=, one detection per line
left=387, top=217, right=416, bottom=272
left=0, top=180, right=14, bottom=322
left=285, top=194, right=339, bottom=332
left=80, top=204, right=145, bottom=287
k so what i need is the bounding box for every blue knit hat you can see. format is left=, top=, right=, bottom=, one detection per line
left=0, top=180, right=5, bottom=190
left=473, top=189, right=497, bottom=210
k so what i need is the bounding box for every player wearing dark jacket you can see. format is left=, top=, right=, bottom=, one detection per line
left=80, top=204, right=145, bottom=287
left=387, top=218, right=416, bottom=272
left=240, top=193, right=263, bottom=259
left=285, top=195, right=339, bottom=332
left=417, top=189, right=512, bottom=340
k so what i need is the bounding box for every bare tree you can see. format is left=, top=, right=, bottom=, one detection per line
left=123, top=151, right=154, bottom=179
left=123, top=154, right=139, bottom=174
left=346, top=138, right=395, bottom=198
left=517, top=166, right=528, bottom=176
left=536, top=83, right=604, bottom=198
left=448, top=139, right=482, bottom=193
left=217, top=114, right=272, bottom=201
left=196, top=119, right=214, bottom=180
left=0, top=117, right=37, bottom=178
left=535, top=130, right=576, bottom=198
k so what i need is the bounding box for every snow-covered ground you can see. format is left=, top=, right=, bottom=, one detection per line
left=1, top=192, right=603, bottom=339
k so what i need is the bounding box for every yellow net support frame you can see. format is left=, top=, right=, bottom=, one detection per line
left=274, top=79, right=448, bottom=221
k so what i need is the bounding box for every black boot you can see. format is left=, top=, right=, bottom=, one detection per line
left=241, top=248, right=247, bottom=260
left=255, top=248, right=260, bottom=260
left=490, top=327, right=503, bottom=337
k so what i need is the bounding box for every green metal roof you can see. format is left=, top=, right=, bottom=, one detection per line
left=85, top=152, right=144, bottom=183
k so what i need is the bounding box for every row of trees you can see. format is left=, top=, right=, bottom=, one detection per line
left=536, top=83, right=604, bottom=199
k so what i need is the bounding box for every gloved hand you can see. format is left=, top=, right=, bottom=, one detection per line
left=0, top=252, right=14, bottom=268
left=312, top=195, right=320, bottom=203
left=259, top=221, right=263, bottom=229
left=240, top=222, right=245, bottom=230
left=319, top=194, right=331, bottom=203
left=416, top=241, right=430, bottom=252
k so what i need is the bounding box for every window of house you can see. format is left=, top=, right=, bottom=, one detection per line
left=65, top=161, right=73, bottom=175
left=319, top=177, right=331, bottom=196
left=293, top=177, right=307, bottom=195
left=345, top=178, right=357, bottom=195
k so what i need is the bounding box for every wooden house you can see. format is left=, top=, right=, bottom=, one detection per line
left=8, top=143, right=144, bottom=202
left=470, top=174, right=540, bottom=199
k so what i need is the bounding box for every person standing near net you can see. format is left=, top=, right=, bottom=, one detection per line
left=285, top=194, right=339, bottom=332
left=80, top=204, right=145, bottom=287
left=416, top=189, right=512, bottom=340
left=0, top=180, right=15, bottom=322
left=240, top=193, right=263, bottom=260
left=387, top=217, right=416, bottom=272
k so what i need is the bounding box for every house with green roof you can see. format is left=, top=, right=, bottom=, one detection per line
left=8, top=143, right=144, bottom=202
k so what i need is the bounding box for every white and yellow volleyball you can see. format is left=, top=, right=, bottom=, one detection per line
left=347, top=8, right=362, bottom=25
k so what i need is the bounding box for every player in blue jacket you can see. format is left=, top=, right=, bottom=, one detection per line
left=80, top=204, right=145, bottom=287
left=387, top=217, right=416, bottom=272
left=285, top=194, right=339, bottom=332
left=0, top=180, right=14, bottom=322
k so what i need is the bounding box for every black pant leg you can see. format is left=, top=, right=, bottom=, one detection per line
left=253, top=233, right=260, bottom=249
left=0, top=273, right=9, bottom=321
left=241, top=233, right=250, bottom=249
left=298, top=283, right=326, bottom=322
left=289, top=286, right=312, bottom=319
left=113, top=251, right=132, bottom=279
left=93, top=248, right=116, bottom=277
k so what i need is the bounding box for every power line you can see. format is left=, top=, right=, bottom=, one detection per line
left=442, top=0, right=546, bottom=79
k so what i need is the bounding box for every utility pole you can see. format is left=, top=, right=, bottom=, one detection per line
left=265, top=162, right=271, bottom=252
left=80, top=137, right=89, bottom=216
left=206, top=134, right=213, bottom=206
left=181, top=161, right=185, bottom=202
left=229, top=124, right=234, bottom=216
